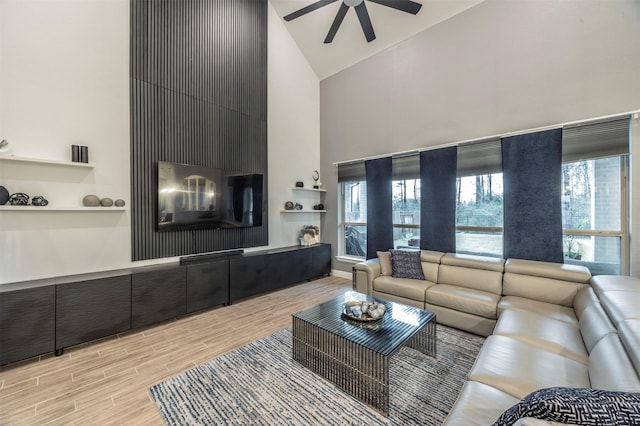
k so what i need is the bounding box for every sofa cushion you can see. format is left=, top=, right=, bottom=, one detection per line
left=442, top=381, right=519, bottom=426
left=373, top=275, right=434, bottom=302
left=504, top=258, right=591, bottom=283
left=619, top=320, right=640, bottom=376
left=493, top=310, right=588, bottom=364
left=578, top=304, right=616, bottom=353
left=599, top=291, right=640, bottom=325
left=426, top=284, right=500, bottom=319
left=498, top=296, right=578, bottom=325
left=439, top=253, right=504, bottom=295
left=420, top=250, right=444, bottom=283
left=502, top=273, right=585, bottom=307
left=492, top=387, right=640, bottom=426
left=389, top=249, right=425, bottom=280
left=588, top=333, right=640, bottom=392
left=376, top=251, right=392, bottom=276
left=573, top=286, right=600, bottom=318
left=590, top=275, right=640, bottom=298
left=468, top=335, right=590, bottom=399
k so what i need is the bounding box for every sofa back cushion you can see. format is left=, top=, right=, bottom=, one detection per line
left=502, top=259, right=591, bottom=307
left=421, top=250, right=444, bottom=283
left=588, top=333, right=640, bottom=392
left=578, top=303, right=616, bottom=353
left=573, top=287, right=600, bottom=318
left=619, top=320, right=640, bottom=377
left=438, top=253, right=504, bottom=295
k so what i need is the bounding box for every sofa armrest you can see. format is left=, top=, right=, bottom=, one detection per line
left=353, top=259, right=381, bottom=295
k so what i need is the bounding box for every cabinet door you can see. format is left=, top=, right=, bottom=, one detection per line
left=56, top=276, right=131, bottom=349
left=0, top=286, right=55, bottom=365
left=269, top=249, right=312, bottom=287
left=229, top=255, right=271, bottom=302
left=132, top=267, right=186, bottom=328
left=186, top=260, right=229, bottom=313
left=311, top=244, right=331, bottom=278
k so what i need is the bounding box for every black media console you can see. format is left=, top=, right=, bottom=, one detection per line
left=0, top=244, right=331, bottom=365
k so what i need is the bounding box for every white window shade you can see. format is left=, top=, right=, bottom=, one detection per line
left=562, top=117, right=630, bottom=162
left=456, top=138, right=502, bottom=177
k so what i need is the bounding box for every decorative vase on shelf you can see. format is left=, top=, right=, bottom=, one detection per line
left=0, top=139, right=12, bottom=156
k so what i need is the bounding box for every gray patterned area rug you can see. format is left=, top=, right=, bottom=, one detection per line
left=149, top=325, right=484, bottom=425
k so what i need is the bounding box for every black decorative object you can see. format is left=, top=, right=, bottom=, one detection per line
left=295, top=181, right=304, bottom=188
left=80, top=146, right=89, bottom=163
left=8, top=193, right=29, bottom=206
left=313, top=170, right=321, bottom=189
left=313, top=203, right=325, bottom=210
left=283, top=0, right=422, bottom=44
left=284, top=201, right=294, bottom=210
left=31, top=196, right=49, bottom=206
left=71, top=145, right=80, bottom=162
left=294, top=203, right=303, bottom=210
left=0, top=185, right=9, bottom=205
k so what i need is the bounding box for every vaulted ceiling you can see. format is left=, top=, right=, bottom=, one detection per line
left=270, top=0, right=485, bottom=79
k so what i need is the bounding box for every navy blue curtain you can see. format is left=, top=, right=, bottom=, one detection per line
left=502, top=129, right=563, bottom=263
left=420, top=147, right=457, bottom=253
left=365, top=157, right=393, bottom=259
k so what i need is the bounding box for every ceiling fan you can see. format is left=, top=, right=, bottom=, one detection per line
left=283, top=0, right=423, bottom=44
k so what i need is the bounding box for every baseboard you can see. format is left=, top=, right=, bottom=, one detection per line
left=331, top=269, right=351, bottom=279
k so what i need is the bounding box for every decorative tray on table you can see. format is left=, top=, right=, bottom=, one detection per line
left=341, top=300, right=387, bottom=322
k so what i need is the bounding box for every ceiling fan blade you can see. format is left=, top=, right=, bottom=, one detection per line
left=354, top=2, right=375, bottom=42
left=324, top=3, right=349, bottom=43
left=283, top=0, right=339, bottom=22
left=367, top=0, right=422, bottom=15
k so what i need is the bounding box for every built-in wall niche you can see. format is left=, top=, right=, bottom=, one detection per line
left=130, top=0, right=268, bottom=261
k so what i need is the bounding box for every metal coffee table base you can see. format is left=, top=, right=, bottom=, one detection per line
left=292, top=317, right=436, bottom=416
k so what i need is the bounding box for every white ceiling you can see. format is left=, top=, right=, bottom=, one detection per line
left=270, top=0, right=486, bottom=79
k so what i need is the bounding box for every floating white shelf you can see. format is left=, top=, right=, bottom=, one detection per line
left=0, top=206, right=126, bottom=212
left=0, top=155, right=94, bottom=168
left=280, top=209, right=326, bottom=213
left=292, top=187, right=326, bottom=193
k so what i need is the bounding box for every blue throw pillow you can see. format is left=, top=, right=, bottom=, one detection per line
left=492, top=387, right=640, bottom=426
left=389, top=249, right=424, bottom=280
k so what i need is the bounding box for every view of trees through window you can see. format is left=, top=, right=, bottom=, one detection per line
left=341, top=156, right=625, bottom=274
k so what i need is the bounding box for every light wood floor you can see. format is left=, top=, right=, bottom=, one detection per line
left=0, top=276, right=352, bottom=425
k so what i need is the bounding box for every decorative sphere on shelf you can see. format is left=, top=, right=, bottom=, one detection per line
left=294, top=203, right=303, bottom=210
left=284, top=201, right=294, bottom=210
left=32, top=196, right=48, bottom=206
left=0, top=185, right=9, bottom=205
left=83, top=194, right=100, bottom=207
left=100, top=197, right=114, bottom=207
left=115, top=199, right=125, bottom=207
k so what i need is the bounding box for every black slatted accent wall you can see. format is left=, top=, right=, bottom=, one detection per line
left=130, top=0, right=268, bottom=261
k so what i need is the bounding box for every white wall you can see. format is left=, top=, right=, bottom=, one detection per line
left=320, top=0, right=640, bottom=273
left=267, top=1, right=322, bottom=248
left=0, top=0, right=321, bottom=284
left=0, top=0, right=131, bottom=284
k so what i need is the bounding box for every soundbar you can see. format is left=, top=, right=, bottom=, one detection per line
left=179, top=249, right=244, bottom=265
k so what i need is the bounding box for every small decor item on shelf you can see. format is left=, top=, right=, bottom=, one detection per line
left=71, top=145, right=80, bottom=162
left=82, top=194, right=100, bottom=207
left=313, top=203, right=325, bottom=210
left=31, top=196, right=48, bottom=206
left=80, top=146, right=89, bottom=163
left=312, top=170, right=322, bottom=189
left=284, top=201, right=294, bottom=210
left=8, top=192, right=29, bottom=206
left=300, top=224, right=320, bottom=245
left=115, top=199, right=125, bottom=207
left=294, top=202, right=303, bottom=210
left=0, top=185, right=9, bottom=205
left=100, top=197, right=114, bottom=207
left=342, top=300, right=387, bottom=322
left=295, top=181, right=304, bottom=188
left=0, top=139, right=12, bottom=156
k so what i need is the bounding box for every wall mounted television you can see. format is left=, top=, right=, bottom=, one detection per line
left=157, top=161, right=263, bottom=232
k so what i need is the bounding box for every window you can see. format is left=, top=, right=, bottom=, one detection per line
left=393, top=179, right=420, bottom=249
left=562, top=157, right=627, bottom=275
left=455, top=173, right=503, bottom=257
left=342, top=181, right=367, bottom=257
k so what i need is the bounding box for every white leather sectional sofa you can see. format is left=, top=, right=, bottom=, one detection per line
left=353, top=252, right=640, bottom=425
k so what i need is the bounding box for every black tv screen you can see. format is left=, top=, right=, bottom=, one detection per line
left=157, top=161, right=263, bottom=232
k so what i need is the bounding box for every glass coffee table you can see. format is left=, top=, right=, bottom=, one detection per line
left=292, top=291, right=436, bottom=416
